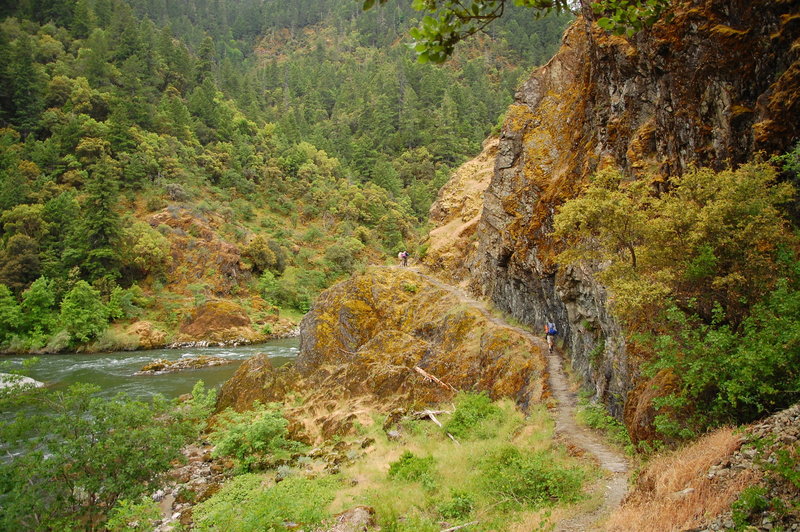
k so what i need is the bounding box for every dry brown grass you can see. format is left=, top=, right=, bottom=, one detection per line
left=607, top=428, right=762, bottom=531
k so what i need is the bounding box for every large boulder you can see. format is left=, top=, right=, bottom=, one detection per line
left=217, top=268, right=548, bottom=443
left=216, top=354, right=295, bottom=412
left=296, top=267, right=547, bottom=408
left=0, top=373, right=44, bottom=391
left=125, top=320, right=166, bottom=349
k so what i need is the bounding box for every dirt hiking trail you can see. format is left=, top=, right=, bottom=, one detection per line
left=406, top=266, right=630, bottom=531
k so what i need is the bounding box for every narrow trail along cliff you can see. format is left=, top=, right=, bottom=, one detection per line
left=407, top=265, right=630, bottom=531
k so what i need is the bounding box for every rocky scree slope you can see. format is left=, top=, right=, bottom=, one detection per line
left=435, top=0, right=800, bottom=431
left=608, top=402, right=800, bottom=531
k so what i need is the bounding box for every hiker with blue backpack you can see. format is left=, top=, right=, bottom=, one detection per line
left=545, top=321, right=558, bottom=353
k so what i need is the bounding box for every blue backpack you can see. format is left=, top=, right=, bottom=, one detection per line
left=547, top=323, right=558, bottom=335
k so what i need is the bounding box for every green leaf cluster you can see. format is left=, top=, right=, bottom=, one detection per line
left=592, top=0, right=670, bottom=37
left=0, top=382, right=210, bottom=530
left=442, top=390, right=503, bottom=440
left=478, top=444, right=585, bottom=509
left=388, top=450, right=437, bottom=481
left=210, top=402, right=308, bottom=472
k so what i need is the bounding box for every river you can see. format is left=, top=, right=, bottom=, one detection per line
left=1, top=338, right=299, bottom=400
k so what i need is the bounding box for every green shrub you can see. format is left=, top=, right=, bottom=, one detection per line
left=577, top=399, right=633, bottom=454
left=379, top=514, right=439, bottom=532
left=437, top=490, right=474, bottom=519
left=478, top=445, right=584, bottom=509
left=0, top=284, right=21, bottom=345
left=0, top=383, right=208, bottom=530
left=107, top=285, right=144, bottom=320
left=443, top=392, right=502, bottom=440
left=387, top=450, right=436, bottom=482
left=193, top=475, right=338, bottom=531
left=649, top=275, right=800, bottom=439
left=731, top=485, right=770, bottom=529
left=401, top=283, right=418, bottom=294
left=106, top=496, right=162, bottom=532
left=210, top=403, right=307, bottom=472
left=59, top=280, right=108, bottom=345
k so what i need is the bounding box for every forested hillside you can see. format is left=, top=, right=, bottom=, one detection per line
left=0, top=0, right=570, bottom=352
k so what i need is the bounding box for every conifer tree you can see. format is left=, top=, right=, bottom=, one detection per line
left=8, top=34, right=45, bottom=137
left=69, top=155, right=122, bottom=282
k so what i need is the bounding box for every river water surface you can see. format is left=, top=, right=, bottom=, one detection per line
left=2, top=338, right=299, bottom=400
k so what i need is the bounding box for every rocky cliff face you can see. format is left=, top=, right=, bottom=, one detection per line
left=459, top=0, right=800, bottom=418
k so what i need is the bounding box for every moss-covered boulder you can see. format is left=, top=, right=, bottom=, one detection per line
left=215, top=267, right=547, bottom=443
left=296, top=267, right=546, bottom=408
left=215, top=354, right=295, bottom=412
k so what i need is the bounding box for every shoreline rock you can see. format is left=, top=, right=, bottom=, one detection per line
left=134, top=356, right=237, bottom=376
left=0, top=373, right=45, bottom=390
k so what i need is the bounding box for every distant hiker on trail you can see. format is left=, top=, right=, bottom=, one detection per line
left=398, top=250, right=409, bottom=267
left=545, top=321, right=558, bottom=353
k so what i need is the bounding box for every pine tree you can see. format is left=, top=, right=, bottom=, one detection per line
left=9, top=34, right=45, bottom=137
left=72, top=0, right=97, bottom=39
left=68, top=155, right=122, bottom=282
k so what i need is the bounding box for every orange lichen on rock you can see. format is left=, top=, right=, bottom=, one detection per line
left=465, top=1, right=800, bottom=437
left=147, top=206, right=244, bottom=296
left=217, top=267, right=548, bottom=437
left=296, top=267, right=547, bottom=409
left=125, top=320, right=166, bottom=349
left=177, top=300, right=262, bottom=344
left=425, top=138, right=497, bottom=284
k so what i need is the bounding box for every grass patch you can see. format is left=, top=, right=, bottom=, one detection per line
left=193, top=474, right=339, bottom=531
left=478, top=445, right=585, bottom=509
left=332, top=396, right=594, bottom=531
left=388, top=451, right=436, bottom=482
left=193, top=395, right=595, bottom=532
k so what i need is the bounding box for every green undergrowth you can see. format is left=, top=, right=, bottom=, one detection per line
left=576, top=391, right=635, bottom=455
left=192, top=393, right=594, bottom=531
left=193, top=475, right=340, bottom=531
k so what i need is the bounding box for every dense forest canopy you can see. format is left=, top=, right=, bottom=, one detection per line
left=0, top=0, right=570, bottom=352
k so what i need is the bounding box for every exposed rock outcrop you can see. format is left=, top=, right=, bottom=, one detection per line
left=176, top=300, right=263, bottom=344
left=296, top=267, right=547, bottom=409
left=148, top=206, right=245, bottom=296
left=134, top=356, right=235, bottom=376
left=424, top=137, right=497, bottom=285
left=217, top=267, right=548, bottom=441
left=461, top=0, right=800, bottom=420
left=125, top=320, right=166, bottom=349
left=215, top=353, right=294, bottom=412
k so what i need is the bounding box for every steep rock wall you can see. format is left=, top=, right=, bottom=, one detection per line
left=468, top=0, right=800, bottom=418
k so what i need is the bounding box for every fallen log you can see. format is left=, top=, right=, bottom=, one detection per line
left=413, top=366, right=457, bottom=392
left=441, top=521, right=479, bottom=532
